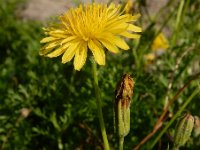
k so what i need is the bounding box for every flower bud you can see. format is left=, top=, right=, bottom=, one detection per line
left=173, top=113, right=194, bottom=149
left=114, top=74, right=134, bottom=138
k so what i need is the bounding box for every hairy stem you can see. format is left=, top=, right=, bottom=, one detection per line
left=119, top=137, right=124, bottom=150
left=91, top=58, right=110, bottom=150
left=150, top=87, right=199, bottom=148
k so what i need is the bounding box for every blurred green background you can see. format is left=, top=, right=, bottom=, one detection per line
left=0, top=0, right=200, bottom=149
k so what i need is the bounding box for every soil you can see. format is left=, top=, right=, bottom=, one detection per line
left=20, top=0, right=168, bottom=21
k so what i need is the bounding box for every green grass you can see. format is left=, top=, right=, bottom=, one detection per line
left=0, top=0, right=200, bottom=149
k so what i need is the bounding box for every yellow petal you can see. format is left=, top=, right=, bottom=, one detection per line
left=60, top=36, right=77, bottom=45
left=48, top=30, right=67, bottom=38
left=40, top=37, right=59, bottom=43
left=106, top=23, right=128, bottom=33
left=116, top=14, right=140, bottom=23
left=49, top=34, right=67, bottom=38
left=106, top=18, right=126, bottom=30
left=107, top=3, right=116, bottom=12
left=45, top=41, right=59, bottom=49
left=109, top=35, right=130, bottom=50
left=127, top=24, right=142, bottom=32
left=39, top=48, right=53, bottom=56
left=74, top=42, right=88, bottom=71
left=39, top=42, right=59, bottom=55
left=46, top=48, right=65, bottom=58
left=46, top=43, right=71, bottom=58
left=49, top=29, right=65, bottom=34
left=107, top=4, right=119, bottom=18
left=62, top=42, right=79, bottom=63
left=129, top=14, right=141, bottom=22
left=120, top=31, right=141, bottom=39
left=99, top=39, right=119, bottom=53
left=88, top=40, right=105, bottom=65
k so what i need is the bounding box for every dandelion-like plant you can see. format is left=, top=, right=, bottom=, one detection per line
left=40, top=3, right=141, bottom=150
left=151, top=33, right=169, bottom=51
left=144, top=33, right=169, bottom=68
left=40, top=3, right=141, bottom=70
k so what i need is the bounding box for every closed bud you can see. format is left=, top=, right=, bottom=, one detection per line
left=173, top=113, right=194, bottom=149
left=114, top=74, right=134, bottom=138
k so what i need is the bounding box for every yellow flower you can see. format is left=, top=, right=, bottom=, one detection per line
left=151, top=33, right=169, bottom=51
left=40, top=3, right=142, bottom=70
left=144, top=53, right=155, bottom=61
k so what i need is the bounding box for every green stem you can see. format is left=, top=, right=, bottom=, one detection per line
left=91, top=58, right=110, bottom=150
left=150, top=87, right=199, bottom=149
left=119, top=137, right=124, bottom=150
left=171, top=0, right=185, bottom=46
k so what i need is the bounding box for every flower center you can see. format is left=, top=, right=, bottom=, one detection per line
left=62, top=4, right=109, bottom=41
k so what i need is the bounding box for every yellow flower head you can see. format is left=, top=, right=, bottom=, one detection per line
left=151, top=33, right=169, bottom=51
left=40, top=3, right=142, bottom=70
left=144, top=53, right=155, bottom=62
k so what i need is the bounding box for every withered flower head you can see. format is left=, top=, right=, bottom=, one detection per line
left=114, top=74, right=134, bottom=138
